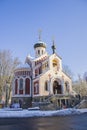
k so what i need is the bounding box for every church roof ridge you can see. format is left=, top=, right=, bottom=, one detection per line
left=16, top=63, right=30, bottom=70
left=50, top=53, right=62, bottom=60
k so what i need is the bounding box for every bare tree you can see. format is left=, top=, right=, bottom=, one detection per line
left=63, top=64, right=73, bottom=79
left=83, top=72, right=87, bottom=83
left=0, top=50, right=21, bottom=102
left=73, top=75, right=87, bottom=97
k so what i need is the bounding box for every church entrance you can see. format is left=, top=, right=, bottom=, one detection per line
left=53, top=80, right=62, bottom=94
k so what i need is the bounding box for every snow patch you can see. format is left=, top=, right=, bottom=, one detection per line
left=0, top=108, right=87, bottom=118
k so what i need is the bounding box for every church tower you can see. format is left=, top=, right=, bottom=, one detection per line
left=34, top=31, right=47, bottom=58
left=34, top=42, right=46, bottom=58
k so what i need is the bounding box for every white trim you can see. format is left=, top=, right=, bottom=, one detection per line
left=33, top=94, right=40, bottom=97
left=12, top=95, right=31, bottom=98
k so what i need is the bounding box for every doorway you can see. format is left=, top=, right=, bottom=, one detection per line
left=53, top=80, right=62, bottom=94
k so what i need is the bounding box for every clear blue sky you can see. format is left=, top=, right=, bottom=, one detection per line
left=0, top=0, right=87, bottom=80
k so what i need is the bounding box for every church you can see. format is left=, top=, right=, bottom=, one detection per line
left=12, top=37, right=73, bottom=108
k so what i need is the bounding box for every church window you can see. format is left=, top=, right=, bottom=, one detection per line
left=19, top=78, right=23, bottom=90
left=34, top=81, right=39, bottom=94
left=35, top=69, right=38, bottom=77
left=15, top=79, right=18, bottom=94
left=53, top=59, right=57, bottom=67
left=39, top=66, right=42, bottom=74
left=25, top=78, right=30, bottom=94
left=52, top=59, right=59, bottom=71
left=45, top=81, right=48, bottom=91
left=38, top=50, right=40, bottom=55
left=19, top=78, right=23, bottom=94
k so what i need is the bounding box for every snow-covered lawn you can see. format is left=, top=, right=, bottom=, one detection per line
left=0, top=108, right=87, bottom=118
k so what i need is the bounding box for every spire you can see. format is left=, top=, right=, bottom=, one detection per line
left=51, top=39, right=56, bottom=54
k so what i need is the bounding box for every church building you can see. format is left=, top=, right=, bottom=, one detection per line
left=12, top=37, right=73, bottom=108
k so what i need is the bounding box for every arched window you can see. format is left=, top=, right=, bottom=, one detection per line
left=53, top=59, right=57, bottom=67
left=42, top=50, right=43, bottom=54
left=25, top=78, right=30, bottom=94
left=45, top=81, right=48, bottom=91
left=38, top=50, right=40, bottom=55
left=35, top=69, right=38, bottom=77
left=52, top=59, right=59, bottom=71
left=19, top=78, right=23, bottom=94
left=39, top=66, right=42, bottom=74
left=15, top=79, right=18, bottom=94
left=34, top=81, right=39, bottom=94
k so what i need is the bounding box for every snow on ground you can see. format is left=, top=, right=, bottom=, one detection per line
left=0, top=108, right=87, bottom=118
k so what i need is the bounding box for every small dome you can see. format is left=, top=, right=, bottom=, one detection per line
left=34, top=41, right=46, bottom=49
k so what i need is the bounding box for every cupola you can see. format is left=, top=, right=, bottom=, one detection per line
left=34, top=31, right=47, bottom=58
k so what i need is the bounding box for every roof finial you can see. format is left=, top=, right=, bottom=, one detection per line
left=51, top=37, right=56, bottom=54
left=38, top=29, right=42, bottom=41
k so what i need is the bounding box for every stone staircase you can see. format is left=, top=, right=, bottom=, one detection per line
left=32, top=94, right=81, bottom=110
left=74, top=99, right=87, bottom=109
left=32, top=94, right=76, bottom=110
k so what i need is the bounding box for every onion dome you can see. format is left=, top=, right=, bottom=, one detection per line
left=34, top=41, right=46, bottom=49
left=34, top=41, right=46, bottom=58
